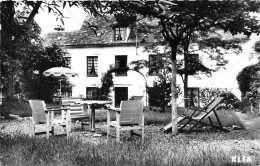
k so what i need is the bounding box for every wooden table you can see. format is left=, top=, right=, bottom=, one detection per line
left=76, top=100, right=112, bottom=131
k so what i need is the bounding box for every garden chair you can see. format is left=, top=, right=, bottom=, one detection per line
left=61, top=98, right=90, bottom=131
left=29, top=100, right=70, bottom=138
left=163, top=97, right=229, bottom=133
left=63, top=104, right=90, bottom=131
left=107, top=100, right=145, bottom=143
left=61, top=97, right=83, bottom=106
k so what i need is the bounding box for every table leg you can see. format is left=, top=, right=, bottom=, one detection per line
left=91, top=104, right=96, bottom=132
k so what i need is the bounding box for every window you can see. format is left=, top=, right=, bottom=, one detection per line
left=149, top=55, right=163, bottom=76
left=87, top=56, right=98, bottom=77
left=115, top=55, right=127, bottom=76
left=114, top=27, right=126, bottom=41
left=65, top=57, right=71, bottom=68
left=187, top=88, right=200, bottom=107
left=187, top=54, right=199, bottom=75
left=86, top=87, right=99, bottom=99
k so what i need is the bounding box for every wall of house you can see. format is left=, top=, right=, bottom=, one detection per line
left=67, top=34, right=259, bottom=107
left=67, top=45, right=154, bottom=106
left=184, top=34, right=260, bottom=102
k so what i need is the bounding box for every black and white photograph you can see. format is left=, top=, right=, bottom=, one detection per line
left=1, top=1, right=260, bottom=165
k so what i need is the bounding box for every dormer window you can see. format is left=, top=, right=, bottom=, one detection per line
left=114, top=27, right=126, bottom=41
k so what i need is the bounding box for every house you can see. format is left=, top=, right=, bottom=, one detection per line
left=44, top=15, right=158, bottom=107
left=44, top=15, right=260, bottom=107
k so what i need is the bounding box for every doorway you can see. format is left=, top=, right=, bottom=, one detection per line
left=115, top=87, right=128, bottom=107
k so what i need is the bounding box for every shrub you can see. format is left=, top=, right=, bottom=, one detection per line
left=147, top=72, right=181, bottom=112
left=0, top=105, right=11, bottom=119
left=200, top=88, right=241, bottom=109
left=236, top=62, right=260, bottom=106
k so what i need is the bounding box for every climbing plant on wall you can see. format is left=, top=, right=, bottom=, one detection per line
left=94, top=65, right=129, bottom=100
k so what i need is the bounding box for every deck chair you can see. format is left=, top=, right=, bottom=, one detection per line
left=107, top=100, right=144, bottom=143
left=29, top=100, right=70, bottom=138
left=61, top=103, right=90, bottom=131
left=163, top=97, right=229, bottom=133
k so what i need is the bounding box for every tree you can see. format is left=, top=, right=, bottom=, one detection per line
left=1, top=1, right=68, bottom=100
left=78, top=1, right=260, bottom=135
left=237, top=62, right=260, bottom=111
left=22, top=43, right=70, bottom=102
left=254, top=40, right=260, bottom=53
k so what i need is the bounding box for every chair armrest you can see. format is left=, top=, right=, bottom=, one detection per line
left=107, top=105, right=120, bottom=112
left=45, top=108, right=69, bottom=112
left=46, top=106, right=57, bottom=109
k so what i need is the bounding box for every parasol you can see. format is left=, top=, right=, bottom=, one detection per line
left=43, top=67, right=78, bottom=97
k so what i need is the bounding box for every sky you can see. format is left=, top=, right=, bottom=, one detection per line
left=35, top=7, right=260, bottom=38
left=35, top=6, right=87, bottom=36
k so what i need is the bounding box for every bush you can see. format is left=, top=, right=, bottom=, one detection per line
left=236, top=62, right=260, bottom=106
left=200, top=88, right=241, bottom=109
left=218, top=91, right=241, bottom=109
left=0, top=105, right=11, bottom=119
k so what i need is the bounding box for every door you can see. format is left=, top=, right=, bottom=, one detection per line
left=115, top=87, right=128, bottom=107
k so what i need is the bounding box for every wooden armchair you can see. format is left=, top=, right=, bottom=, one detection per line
left=107, top=100, right=144, bottom=143
left=29, top=100, right=70, bottom=138
left=61, top=98, right=90, bottom=131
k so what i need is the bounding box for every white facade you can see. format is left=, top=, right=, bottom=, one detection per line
left=185, top=34, right=260, bottom=100
left=68, top=45, right=154, bottom=106
left=66, top=34, right=259, bottom=107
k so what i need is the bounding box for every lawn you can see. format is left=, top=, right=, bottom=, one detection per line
left=0, top=101, right=259, bottom=166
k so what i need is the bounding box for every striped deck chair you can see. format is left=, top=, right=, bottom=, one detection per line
left=163, top=97, right=229, bottom=133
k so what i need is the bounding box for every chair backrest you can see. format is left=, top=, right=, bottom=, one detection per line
left=69, top=104, right=85, bottom=115
left=29, top=100, right=47, bottom=124
left=61, top=98, right=82, bottom=106
left=133, top=96, right=143, bottom=100
left=196, top=97, right=223, bottom=118
left=119, top=100, right=144, bottom=126
left=205, top=97, right=224, bottom=113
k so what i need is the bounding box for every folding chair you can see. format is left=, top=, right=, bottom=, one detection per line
left=163, top=97, right=229, bottom=133
left=107, top=100, right=145, bottom=143
left=29, top=100, right=70, bottom=138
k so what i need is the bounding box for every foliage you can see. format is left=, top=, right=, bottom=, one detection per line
left=200, top=88, right=241, bottom=109
left=254, top=40, right=260, bottom=53
left=1, top=2, right=43, bottom=100
left=93, top=66, right=115, bottom=100
left=1, top=1, right=72, bottom=101
left=21, top=43, right=70, bottom=102
left=147, top=71, right=182, bottom=112
left=236, top=62, right=260, bottom=106
left=93, top=65, right=129, bottom=100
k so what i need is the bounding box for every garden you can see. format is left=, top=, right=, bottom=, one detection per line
left=1, top=99, right=260, bottom=166
left=1, top=1, right=260, bottom=166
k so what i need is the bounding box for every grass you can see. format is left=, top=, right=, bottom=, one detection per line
left=1, top=133, right=256, bottom=166
left=0, top=101, right=258, bottom=166
left=1, top=101, right=245, bottom=128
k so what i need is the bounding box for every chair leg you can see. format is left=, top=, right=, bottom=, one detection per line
left=51, top=126, right=54, bottom=135
left=46, top=126, right=50, bottom=139
left=116, top=128, right=120, bottom=142
left=66, top=124, right=70, bottom=139
left=107, top=124, right=110, bottom=141
left=81, top=121, right=84, bottom=129
left=141, top=127, right=144, bottom=144
left=33, top=126, right=35, bottom=137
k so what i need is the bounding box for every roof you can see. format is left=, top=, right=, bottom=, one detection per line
left=43, top=15, right=159, bottom=48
